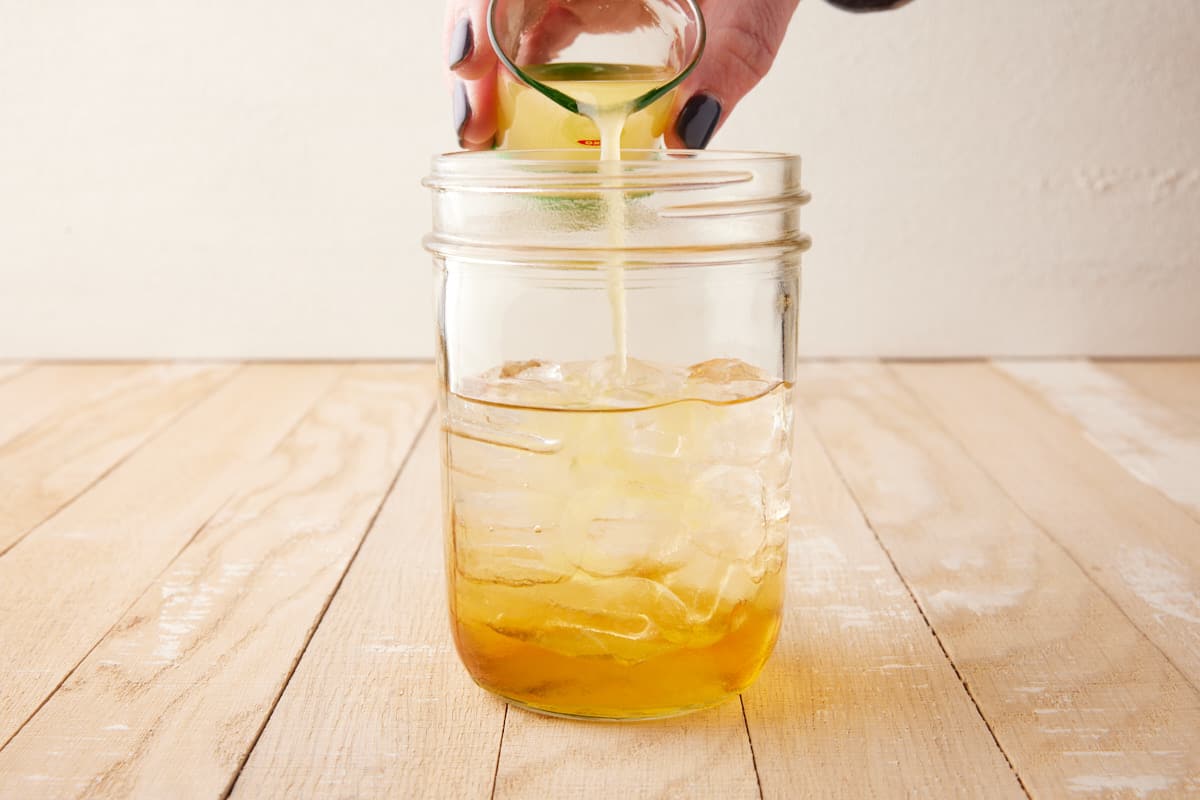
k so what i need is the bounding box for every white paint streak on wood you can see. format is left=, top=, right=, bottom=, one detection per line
left=894, top=362, right=1200, bottom=687
left=999, top=360, right=1200, bottom=520
left=1100, top=362, right=1200, bottom=425
left=811, top=362, right=1200, bottom=797
left=1118, top=547, right=1200, bottom=625
left=741, top=400, right=1023, bottom=798
left=1067, top=773, right=1177, bottom=796
left=0, top=365, right=341, bottom=747
left=0, top=365, right=435, bottom=799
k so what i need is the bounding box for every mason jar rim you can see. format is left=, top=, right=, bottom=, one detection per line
left=423, top=149, right=807, bottom=195
left=424, top=148, right=810, bottom=266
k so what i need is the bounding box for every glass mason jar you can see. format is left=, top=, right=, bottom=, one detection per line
left=424, top=150, right=809, bottom=720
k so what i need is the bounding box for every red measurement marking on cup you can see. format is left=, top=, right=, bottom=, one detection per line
left=577, top=139, right=601, bottom=147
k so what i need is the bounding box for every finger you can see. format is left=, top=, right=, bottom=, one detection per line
left=445, top=0, right=499, bottom=149
left=521, top=4, right=585, bottom=64
left=445, top=0, right=497, bottom=80
left=665, top=0, right=800, bottom=149
left=453, top=61, right=499, bottom=149
left=565, top=1, right=656, bottom=35
left=521, top=1, right=653, bottom=64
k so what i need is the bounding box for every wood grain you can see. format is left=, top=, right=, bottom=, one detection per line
left=1099, top=361, right=1200, bottom=423
left=800, top=362, right=1200, bottom=799
left=493, top=700, right=759, bottom=799
left=231, top=424, right=508, bottom=800
left=895, top=362, right=1200, bottom=687
left=0, top=365, right=341, bottom=748
left=0, top=364, right=235, bottom=555
left=0, top=364, right=148, bottom=448
left=0, top=365, right=435, bottom=799
left=0, top=360, right=1196, bottom=798
left=741, top=410, right=1024, bottom=799
left=998, top=360, right=1200, bottom=521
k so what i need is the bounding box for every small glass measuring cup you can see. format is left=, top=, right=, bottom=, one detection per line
left=488, top=0, right=706, bottom=149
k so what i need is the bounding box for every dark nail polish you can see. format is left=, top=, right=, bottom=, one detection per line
left=824, top=0, right=912, bottom=12
left=448, top=17, right=474, bottom=69
left=453, top=81, right=471, bottom=147
left=675, top=93, right=722, bottom=150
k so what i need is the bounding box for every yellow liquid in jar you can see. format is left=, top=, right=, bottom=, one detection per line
left=464, top=68, right=785, bottom=719
left=444, top=358, right=791, bottom=719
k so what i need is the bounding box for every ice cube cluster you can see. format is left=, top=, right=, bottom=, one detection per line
left=445, top=357, right=791, bottom=659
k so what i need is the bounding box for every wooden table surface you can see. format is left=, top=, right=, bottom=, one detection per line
left=0, top=360, right=1197, bottom=799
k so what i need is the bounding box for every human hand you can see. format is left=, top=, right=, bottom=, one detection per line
left=444, top=0, right=911, bottom=150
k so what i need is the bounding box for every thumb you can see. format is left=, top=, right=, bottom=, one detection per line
left=665, top=0, right=800, bottom=149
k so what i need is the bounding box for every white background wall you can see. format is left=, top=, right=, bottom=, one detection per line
left=1, top=0, right=1197, bottom=359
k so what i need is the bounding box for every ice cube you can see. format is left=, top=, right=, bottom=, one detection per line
left=587, top=356, right=687, bottom=407
left=476, top=359, right=600, bottom=407
left=579, top=511, right=688, bottom=578
left=746, top=532, right=787, bottom=583
left=517, top=575, right=691, bottom=661
left=685, top=358, right=773, bottom=403
left=453, top=490, right=571, bottom=586
left=558, top=485, right=688, bottom=578
left=628, top=424, right=683, bottom=459
left=704, top=388, right=791, bottom=466
left=662, top=553, right=759, bottom=636
left=688, top=358, right=769, bottom=385
left=685, top=465, right=769, bottom=560
left=499, top=359, right=563, bottom=382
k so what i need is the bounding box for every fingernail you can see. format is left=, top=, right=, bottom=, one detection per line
left=675, top=93, right=722, bottom=150
left=825, top=0, right=912, bottom=11
left=453, top=81, right=471, bottom=147
left=448, top=17, right=474, bottom=69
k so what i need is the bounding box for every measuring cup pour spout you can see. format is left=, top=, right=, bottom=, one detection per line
left=488, top=0, right=706, bottom=115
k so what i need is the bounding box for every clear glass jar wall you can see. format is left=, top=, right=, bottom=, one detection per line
left=425, top=150, right=809, bottom=719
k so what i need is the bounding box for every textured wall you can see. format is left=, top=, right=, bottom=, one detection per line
left=1, top=0, right=1197, bottom=358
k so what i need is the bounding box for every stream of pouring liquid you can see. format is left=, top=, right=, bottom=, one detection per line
left=535, top=67, right=675, bottom=378
left=598, top=108, right=629, bottom=376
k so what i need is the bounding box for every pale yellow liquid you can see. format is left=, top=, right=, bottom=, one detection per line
left=496, top=64, right=676, bottom=375
left=495, top=63, right=674, bottom=152
left=445, top=358, right=791, bottom=719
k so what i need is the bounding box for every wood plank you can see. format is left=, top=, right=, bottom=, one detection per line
left=0, top=364, right=235, bottom=555
left=998, top=360, right=1200, bottom=521
left=896, top=362, right=1200, bottom=686
left=0, top=365, right=436, bottom=799
left=800, top=362, right=1200, bottom=798
left=231, top=424, right=508, bottom=799
left=1099, top=361, right=1200, bottom=424
left=0, top=364, right=149, bottom=448
left=0, top=363, right=28, bottom=385
left=493, top=701, right=759, bottom=799
left=741, top=410, right=1024, bottom=799
left=0, top=365, right=341, bottom=748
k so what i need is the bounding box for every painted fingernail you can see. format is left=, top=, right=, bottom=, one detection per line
left=675, top=93, right=722, bottom=150
left=448, top=17, right=474, bottom=69
left=825, top=0, right=912, bottom=11
left=453, top=81, right=471, bottom=147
